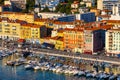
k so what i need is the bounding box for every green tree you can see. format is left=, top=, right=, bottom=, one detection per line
left=42, top=6, right=50, bottom=12
left=59, top=5, right=66, bottom=13
left=21, top=9, right=28, bottom=13
left=26, top=0, right=35, bottom=12
left=65, top=3, right=71, bottom=14
left=68, top=0, right=73, bottom=4
left=55, top=3, right=62, bottom=12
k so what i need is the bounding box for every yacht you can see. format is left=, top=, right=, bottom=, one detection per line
left=77, top=71, right=85, bottom=76
left=33, top=65, right=40, bottom=70
left=25, top=64, right=34, bottom=70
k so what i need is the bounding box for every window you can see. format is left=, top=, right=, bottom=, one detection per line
left=4, top=23, right=10, bottom=27
left=12, top=26, right=16, bottom=30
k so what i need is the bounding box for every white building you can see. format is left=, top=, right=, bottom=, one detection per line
left=38, top=12, right=62, bottom=19
left=106, top=29, right=120, bottom=56
left=97, top=0, right=103, bottom=10
left=51, top=30, right=57, bottom=37
left=53, top=21, right=75, bottom=30
left=97, top=0, right=120, bottom=13
left=110, top=4, right=120, bottom=20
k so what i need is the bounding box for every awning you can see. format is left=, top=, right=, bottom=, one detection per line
left=18, top=39, right=25, bottom=43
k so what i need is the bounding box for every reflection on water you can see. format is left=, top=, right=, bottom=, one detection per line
left=0, top=60, right=97, bottom=80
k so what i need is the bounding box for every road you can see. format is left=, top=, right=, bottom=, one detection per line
left=0, top=40, right=120, bottom=65
left=16, top=48, right=120, bottom=65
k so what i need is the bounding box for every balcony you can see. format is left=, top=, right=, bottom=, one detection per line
left=109, top=38, right=113, bottom=41
left=109, top=35, right=113, bottom=37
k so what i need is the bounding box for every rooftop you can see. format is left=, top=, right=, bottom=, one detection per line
left=2, top=11, right=33, bottom=15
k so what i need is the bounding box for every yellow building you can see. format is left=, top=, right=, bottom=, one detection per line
left=49, top=36, right=64, bottom=50
left=0, top=19, right=2, bottom=36
left=55, top=37, right=64, bottom=50
left=0, top=19, right=22, bottom=40
left=2, top=12, right=34, bottom=23
left=57, top=30, right=64, bottom=37
left=31, top=24, right=47, bottom=43
left=34, top=18, right=46, bottom=25
left=21, top=23, right=47, bottom=43
left=104, top=20, right=120, bottom=26
left=86, top=1, right=92, bottom=7
left=31, top=26, right=40, bottom=40
left=34, top=18, right=54, bottom=28
left=0, top=6, right=2, bottom=12
left=64, top=28, right=84, bottom=53
left=90, top=8, right=100, bottom=16
left=20, top=24, right=31, bottom=40
left=9, top=20, right=22, bottom=40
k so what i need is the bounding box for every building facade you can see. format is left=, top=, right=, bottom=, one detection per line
left=106, top=29, right=120, bottom=56
left=37, top=12, right=62, bottom=19
left=76, top=12, right=96, bottom=22
left=97, top=0, right=120, bottom=14
left=64, top=28, right=84, bottom=53
left=0, top=19, right=22, bottom=40
left=57, top=15, right=76, bottom=22
left=1, top=12, right=34, bottom=23
left=10, top=0, right=26, bottom=10
left=84, top=29, right=105, bottom=54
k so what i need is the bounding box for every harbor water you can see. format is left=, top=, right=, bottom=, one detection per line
left=0, top=50, right=117, bottom=80
left=0, top=59, right=97, bottom=80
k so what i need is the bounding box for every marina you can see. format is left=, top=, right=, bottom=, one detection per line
left=0, top=48, right=120, bottom=80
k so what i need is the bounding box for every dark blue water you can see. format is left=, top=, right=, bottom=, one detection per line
left=0, top=60, right=91, bottom=80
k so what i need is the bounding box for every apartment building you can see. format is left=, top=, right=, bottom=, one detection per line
left=103, top=20, right=120, bottom=56
left=10, top=0, right=26, bottom=10
left=63, top=28, right=84, bottom=53
left=0, top=19, right=24, bottom=40
left=1, top=12, right=34, bottom=23
left=106, top=29, right=120, bottom=56
left=97, top=0, right=120, bottom=14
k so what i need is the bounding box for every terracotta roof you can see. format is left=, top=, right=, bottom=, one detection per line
left=58, top=29, right=64, bottom=33
left=109, top=29, right=120, bottom=31
left=64, top=28, right=84, bottom=32
left=75, top=20, right=83, bottom=22
left=97, top=15, right=111, bottom=18
left=51, top=36, right=63, bottom=41
left=34, top=18, right=55, bottom=22
left=2, top=11, right=33, bottom=15
left=21, top=23, right=43, bottom=28
left=101, top=25, right=113, bottom=30
left=102, top=9, right=112, bottom=12
left=15, top=19, right=27, bottom=24
left=1, top=18, right=27, bottom=24
left=85, top=27, right=100, bottom=31
left=54, top=21, right=74, bottom=25
left=85, top=24, right=113, bottom=31
left=103, top=20, right=120, bottom=23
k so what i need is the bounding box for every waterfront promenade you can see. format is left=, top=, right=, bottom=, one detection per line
left=16, top=48, right=120, bottom=65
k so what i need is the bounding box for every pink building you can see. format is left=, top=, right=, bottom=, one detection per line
left=84, top=23, right=109, bottom=54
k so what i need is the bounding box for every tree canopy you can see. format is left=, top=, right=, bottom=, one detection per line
left=42, top=6, right=50, bottom=12
left=26, top=0, right=35, bottom=12
left=55, top=2, right=71, bottom=14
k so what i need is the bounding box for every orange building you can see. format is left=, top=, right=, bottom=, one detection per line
left=63, top=28, right=84, bottom=53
